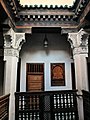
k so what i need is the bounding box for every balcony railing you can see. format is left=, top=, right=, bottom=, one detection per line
left=82, top=90, right=90, bottom=120
left=0, top=94, right=10, bottom=120
left=15, top=90, right=78, bottom=120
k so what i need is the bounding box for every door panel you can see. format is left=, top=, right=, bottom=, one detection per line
left=27, top=74, right=43, bottom=91
left=26, top=63, right=44, bottom=92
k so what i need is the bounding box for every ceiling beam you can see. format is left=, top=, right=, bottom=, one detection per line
left=77, top=1, right=90, bottom=29
left=12, top=0, right=18, bottom=12
left=79, top=1, right=90, bottom=23
left=0, top=0, right=2, bottom=3
left=0, top=0, right=15, bottom=27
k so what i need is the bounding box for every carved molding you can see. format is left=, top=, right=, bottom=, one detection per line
left=15, top=33, right=26, bottom=51
left=4, top=48, right=19, bottom=57
left=68, top=28, right=89, bottom=55
left=68, top=33, right=77, bottom=48
left=73, top=47, right=88, bottom=55
left=4, top=35, right=12, bottom=48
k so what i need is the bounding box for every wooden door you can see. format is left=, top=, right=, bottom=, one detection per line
left=26, top=63, right=44, bottom=92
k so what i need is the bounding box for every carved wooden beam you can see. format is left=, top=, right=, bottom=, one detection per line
left=18, top=9, right=74, bottom=16
left=12, top=0, right=18, bottom=12
left=79, top=1, right=90, bottom=23
left=76, top=1, right=90, bottom=29
left=0, top=0, right=15, bottom=26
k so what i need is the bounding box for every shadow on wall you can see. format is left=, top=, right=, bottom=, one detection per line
left=21, top=33, right=70, bottom=51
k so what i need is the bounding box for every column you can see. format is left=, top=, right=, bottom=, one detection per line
left=4, top=53, right=18, bottom=120
left=68, top=28, right=89, bottom=120
left=4, top=28, right=25, bottom=120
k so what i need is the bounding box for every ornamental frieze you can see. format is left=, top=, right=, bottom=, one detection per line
left=4, top=48, right=19, bottom=57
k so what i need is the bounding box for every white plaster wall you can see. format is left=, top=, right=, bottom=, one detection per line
left=20, top=33, right=73, bottom=92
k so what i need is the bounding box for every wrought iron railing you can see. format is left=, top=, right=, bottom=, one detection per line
left=0, top=94, right=10, bottom=120
left=15, top=90, right=78, bottom=120
left=82, top=90, right=90, bottom=120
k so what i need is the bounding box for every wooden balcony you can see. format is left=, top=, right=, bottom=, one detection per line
left=0, top=94, right=10, bottom=120
left=15, top=90, right=78, bottom=120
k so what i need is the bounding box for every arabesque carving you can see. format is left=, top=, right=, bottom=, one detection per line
left=4, top=28, right=26, bottom=57
left=68, top=28, right=89, bottom=56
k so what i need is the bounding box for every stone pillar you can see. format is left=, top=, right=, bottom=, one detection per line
left=4, top=28, right=25, bottom=120
left=68, top=29, right=89, bottom=120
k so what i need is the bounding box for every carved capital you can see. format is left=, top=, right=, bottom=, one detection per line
left=4, top=28, right=26, bottom=57
left=4, top=28, right=25, bottom=50
left=68, top=28, right=89, bottom=55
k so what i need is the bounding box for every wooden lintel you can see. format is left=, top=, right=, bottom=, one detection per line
left=15, top=24, right=78, bottom=30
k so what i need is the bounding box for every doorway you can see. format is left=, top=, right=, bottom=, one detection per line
left=26, top=63, right=44, bottom=92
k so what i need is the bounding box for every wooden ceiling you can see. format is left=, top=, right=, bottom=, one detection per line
left=0, top=0, right=90, bottom=32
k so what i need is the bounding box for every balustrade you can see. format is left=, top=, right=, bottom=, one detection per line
left=0, top=94, right=10, bottom=120
left=15, top=90, right=78, bottom=120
